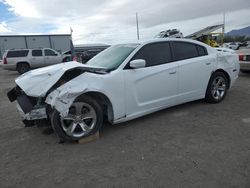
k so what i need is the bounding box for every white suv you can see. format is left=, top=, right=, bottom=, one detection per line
left=2, top=48, right=63, bottom=74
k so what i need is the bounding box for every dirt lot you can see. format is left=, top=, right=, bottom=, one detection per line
left=0, top=67, right=250, bottom=188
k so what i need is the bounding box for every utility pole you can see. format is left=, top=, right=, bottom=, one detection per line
left=136, top=12, right=140, bottom=40
left=222, top=11, right=225, bottom=44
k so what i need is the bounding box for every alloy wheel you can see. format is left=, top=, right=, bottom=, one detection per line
left=211, top=76, right=226, bottom=100
left=60, top=102, right=97, bottom=138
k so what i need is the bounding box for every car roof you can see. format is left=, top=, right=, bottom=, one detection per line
left=6, top=48, right=53, bottom=51
left=110, top=38, right=216, bottom=54
left=141, top=38, right=208, bottom=46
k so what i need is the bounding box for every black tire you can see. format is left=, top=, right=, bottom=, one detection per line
left=17, top=63, right=30, bottom=74
left=205, top=72, right=229, bottom=103
left=51, top=95, right=103, bottom=142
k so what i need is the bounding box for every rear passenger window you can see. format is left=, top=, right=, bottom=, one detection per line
left=7, top=50, right=29, bottom=58
left=32, top=50, right=42, bottom=57
left=196, top=45, right=207, bottom=56
left=132, top=42, right=172, bottom=67
left=172, top=42, right=199, bottom=61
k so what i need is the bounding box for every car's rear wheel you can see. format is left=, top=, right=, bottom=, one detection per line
left=205, top=72, right=229, bottom=103
left=51, top=95, right=103, bottom=142
left=17, top=63, right=30, bottom=74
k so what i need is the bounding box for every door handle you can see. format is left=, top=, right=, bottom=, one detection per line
left=169, top=71, right=177, bottom=74
left=205, top=62, right=211, bottom=65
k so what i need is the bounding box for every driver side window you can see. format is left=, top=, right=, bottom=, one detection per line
left=131, top=42, right=173, bottom=67
left=45, top=49, right=57, bottom=56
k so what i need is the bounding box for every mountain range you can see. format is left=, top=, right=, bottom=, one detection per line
left=226, top=26, right=250, bottom=36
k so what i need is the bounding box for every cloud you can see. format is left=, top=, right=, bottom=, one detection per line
left=0, top=21, right=11, bottom=32
left=0, top=0, right=250, bottom=44
left=1, top=0, right=41, bottom=18
left=110, top=0, right=250, bottom=27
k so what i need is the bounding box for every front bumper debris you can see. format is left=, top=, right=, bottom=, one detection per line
left=17, top=104, right=47, bottom=120
left=8, top=87, right=48, bottom=121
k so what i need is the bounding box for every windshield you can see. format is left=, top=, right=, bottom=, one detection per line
left=86, top=44, right=138, bottom=70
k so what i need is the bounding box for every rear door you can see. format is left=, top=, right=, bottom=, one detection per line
left=172, top=41, right=214, bottom=102
left=31, top=49, right=44, bottom=68
left=123, top=42, right=179, bottom=117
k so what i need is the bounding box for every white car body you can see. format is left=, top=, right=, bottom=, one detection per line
left=9, top=39, right=239, bottom=126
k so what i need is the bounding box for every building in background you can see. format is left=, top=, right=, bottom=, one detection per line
left=0, top=34, right=71, bottom=58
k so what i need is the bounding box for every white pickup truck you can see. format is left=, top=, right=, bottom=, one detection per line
left=2, top=48, right=63, bottom=74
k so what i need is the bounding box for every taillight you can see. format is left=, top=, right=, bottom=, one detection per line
left=239, top=53, right=244, bottom=61
left=3, top=57, right=7, bottom=64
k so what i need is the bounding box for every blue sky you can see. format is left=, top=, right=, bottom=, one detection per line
left=0, top=2, right=14, bottom=21
left=0, top=0, right=249, bottom=44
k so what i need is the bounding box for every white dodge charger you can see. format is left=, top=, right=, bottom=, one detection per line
left=7, top=39, right=239, bottom=142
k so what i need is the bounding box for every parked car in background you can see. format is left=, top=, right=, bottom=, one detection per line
left=2, top=48, right=63, bottom=74
left=223, top=42, right=240, bottom=50
left=61, top=50, right=72, bottom=62
left=237, top=49, right=250, bottom=73
left=215, top=48, right=236, bottom=53
left=7, top=39, right=239, bottom=142
left=155, top=29, right=183, bottom=38
left=81, top=49, right=104, bottom=63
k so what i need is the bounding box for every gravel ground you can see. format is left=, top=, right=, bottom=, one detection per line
left=0, top=67, right=250, bottom=188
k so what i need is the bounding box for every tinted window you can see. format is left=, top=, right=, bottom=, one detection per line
left=45, top=49, right=57, bottom=56
left=32, top=50, right=42, bottom=57
left=196, top=45, right=207, bottom=56
left=172, top=42, right=199, bottom=61
left=132, top=42, right=172, bottom=67
left=7, top=50, right=29, bottom=58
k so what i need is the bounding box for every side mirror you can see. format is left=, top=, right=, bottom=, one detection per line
left=129, top=59, right=146, bottom=69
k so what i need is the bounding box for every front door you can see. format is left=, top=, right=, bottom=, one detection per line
left=44, top=49, right=61, bottom=66
left=123, top=42, right=179, bottom=118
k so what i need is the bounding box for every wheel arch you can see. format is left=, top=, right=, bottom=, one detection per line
left=212, top=69, right=231, bottom=89
left=16, top=61, right=30, bottom=70
left=76, top=91, right=114, bottom=123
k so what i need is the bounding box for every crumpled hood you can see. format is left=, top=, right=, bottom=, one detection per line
left=15, top=61, right=103, bottom=97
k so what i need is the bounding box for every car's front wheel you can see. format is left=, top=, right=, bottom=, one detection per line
left=51, top=95, right=103, bottom=142
left=205, top=72, right=229, bottom=103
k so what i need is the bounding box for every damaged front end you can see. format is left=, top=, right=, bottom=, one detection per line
left=7, top=62, right=108, bottom=127
left=7, top=86, right=48, bottom=127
